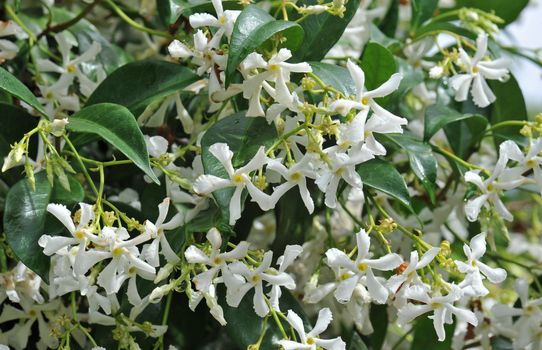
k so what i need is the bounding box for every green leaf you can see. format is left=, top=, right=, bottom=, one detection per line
left=0, top=67, right=46, bottom=116
left=201, top=112, right=277, bottom=221
left=413, top=21, right=476, bottom=40
left=226, top=6, right=304, bottom=86
left=3, top=172, right=84, bottom=281
left=378, top=0, right=399, bottom=37
left=380, top=134, right=438, bottom=204
left=357, top=158, right=411, bottom=209
left=360, top=42, right=397, bottom=105
left=368, top=304, right=388, bottom=350
left=411, top=316, right=454, bottom=350
left=221, top=288, right=309, bottom=350
left=410, top=0, right=438, bottom=31
left=87, top=60, right=199, bottom=115
left=66, top=103, right=160, bottom=184
left=489, top=75, right=527, bottom=145
left=309, top=62, right=356, bottom=96
left=0, top=103, right=38, bottom=185
left=491, top=336, right=514, bottom=350
left=455, top=0, right=529, bottom=25
left=292, top=0, right=361, bottom=62
left=424, top=103, right=487, bottom=141
left=349, top=331, right=369, bottom=350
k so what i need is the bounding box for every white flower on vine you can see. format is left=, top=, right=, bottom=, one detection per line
left=397, top=285, right=477, bottom=341
left=277, top=308, right=346, bottom=350
left=140, top=198, right=183, bottom=267
left=193, top=143, right=273, bottom=225
left=184, top=228, right=249, bottom=292
left=449, top=33, right=509, bottom=107
left=36, top=33, right=102, bottom=97
left=189, top=0, right=240, bottom=41
left=455, top=232, right=506, bottom=297
left=329, top=60, right=406, bottom=135
left=325, top=229, right=402, bottom=304
left=242, top=49, right=312, bottom=117
left=499, top=138, right=542, bottom=195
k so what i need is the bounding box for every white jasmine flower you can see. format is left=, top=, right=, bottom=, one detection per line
left=499, top=138, right=542, bottom=194
left=397, top=285, right=478, bottom=341
left=0, top=21, right=23, bottom=62
left=189, top=284, right=227, bottom=326
left=277, top=308, right=346, bottom=350
left=184, top=227, right=249, bottom=292
left=455, top=232, right=506, bottom=296
left=109, top=188, right=142, bottom=211
left=36, top=33, right=102, bottom=97
left=325, top=229, right=402, bottom=304
left=329, top=60, right=406, bottom=135
left=242, top=49, right=312, bottom=117
left=140, top=198, right=183, bottom=267
left=193, top=143, right=272, bottom=225
left=449, top=33, right=509, bottom=107
left=189, top=0, right=240, bottom=40
left=267, top=155, right=318, bottom=213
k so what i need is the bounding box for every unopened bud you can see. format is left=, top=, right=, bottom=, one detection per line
left=154, top=263, right=175, bottom=283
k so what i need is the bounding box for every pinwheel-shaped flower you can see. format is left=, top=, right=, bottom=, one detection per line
left=189, top=0, right=240, bottom=41
left=325, top=229, right=402, bottom=304
left=277, top=308, right=346, bottom=350
left=193, top=143, right=272, bottom=225
left=456, top=232, right=506, bottom=296
left=449, top=33, right=509, bottom=107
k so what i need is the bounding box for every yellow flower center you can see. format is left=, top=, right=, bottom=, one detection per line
left=213, top=257, right=222, bottom=265
left=290, top=171, right=302, bottom=182
left=357, top=262, right=367, bottom=272
left=233, top=174, right=244, bottom=184
left=251, top=275, right=261, bottom=284
left=431, top=302, right=443, bottom=309
left=28, top=310, right=37, bottom=317
left=66, top=64, right=76, bottom=74
left=340, top=272, right=351, bottom=281
left=307, top=338, right=315, bottom=345
left=112, top=247, right=123, bottom=256
left=471, top=66, right=479, bottom=74
left=361, top=97, right=369, bottom=105
left=219, top=15, right=226, bottom=25
left=487, top=183, right=494, bottom=191
left=74, top=230, right=85, bottom=240
left=527, top=159, right=537, bottom=168
left=269, top=63, right=280, bottom=72
left=334, top=167, right=344, bottom=176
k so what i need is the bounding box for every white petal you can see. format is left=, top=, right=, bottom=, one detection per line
left=193, top=174, right=232, bottom=194
left=307, top=308, right=333, bottom=337
left=365, top=73, right=403, bottom=99
left=47, top=203, right=75, bottom=234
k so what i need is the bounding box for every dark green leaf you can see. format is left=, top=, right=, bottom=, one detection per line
left=66, top=103, right=160, bottom=184
left=380, top=134, right=438, bottom=204
left=0, top=104, right=38, bottom=185
left=309, top=62, right=356, bottom=96
left=292, top=0, right=361, bottom=62
left=489, top=75, right=527, bottom=145
left=411, top=0, right=438, bottom=31
left=424, top=103, right=487, bottom=141
left=349, top=331, right=369, bottom=350
left=491, top=336, right=514, bottom=350
left=3, top=172, right=84, bottom=281
left=201, top=112, right=277, bottom=221
left=413, top=21, right=476, bottom=40
left=455, top=0, right=529, bottom=25
left=357, top=158, right=411, bottom=209
left=360, top=42, right=397, bottom=105
left=226, top=6, right=304, bottom=86
left=221, top=288, right=309, bottom=350
left=368, top=304, right=388, bottom=350
left=378, top=0, right=399, bottom=37
left=411, top=316, right=454, bottom=350
left=87, top=60, right=199, bottom=115
left=0, top=67, right=46, bottom=116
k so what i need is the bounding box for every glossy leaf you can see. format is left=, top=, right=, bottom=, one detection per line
left=349, top=331, right=369, bottom=350
left=309, top=62, right=356, bottom=96
left=226, top=5, right=304, bottom=86
left=0, top=67, right=46, bottom=116
left=455, top=0, right=529, bottom=25
left=413, top=21, right=475, bottom=40
left=424, top=103, right=487, bottom=141
left=378, top=0, right=399, bottom=37
left=368, top=304, right=388, bottom=350
left=381, top=134, right=438, bottom=204
left=489, top=75, right=527, bottom=145
left=87, top=60, right=199, bottom=115
left=360, top=42, right=397, bottom=105
left=292, top=0, right=360, bottom=62
left=201, top=112, right=276, bottom=222
left=411, top=316, right=454, bottom=350
left=0, top=104, right=38, bottom=185
left=3, top=172, right=84, bottom=281
left=410, top=0, right=438, bottom=31
left=357, top=158, right=411, bottom=209
left=222, top=288, right=309, bottom=350
left=66, top=103, right=160, bottom=184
